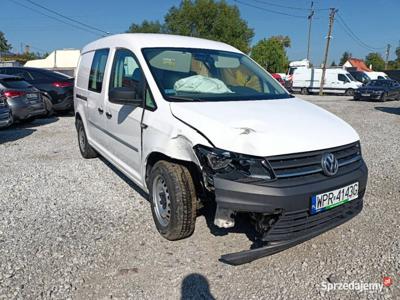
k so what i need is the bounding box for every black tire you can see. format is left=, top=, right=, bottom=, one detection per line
left=148, top=160, right=197, bottom=241
left=345, top=89, right=354, bottom=96
left=380, top=93, right=387, bottom=102
left=300, top=87, right=309, bottom=95
left=42, top=95, right=54, bottom=116
left=76, top=118, right=97, bottom=159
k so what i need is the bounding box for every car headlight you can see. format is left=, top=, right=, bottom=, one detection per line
left=194, top=145, right=275, bottom=181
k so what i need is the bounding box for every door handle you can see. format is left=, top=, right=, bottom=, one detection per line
left=141, top=123, right=148, bottom=129
left=98, top=107, right=104, bottom=114
left=105, top=112, right=112, bottom=119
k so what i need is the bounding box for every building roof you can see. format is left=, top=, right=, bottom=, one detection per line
left=82, top=33, right=241, bottom=54
left=346, top=58, right=371, bottom=72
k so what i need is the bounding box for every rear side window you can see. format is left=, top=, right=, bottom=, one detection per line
left=0, top=78, right=32, bottom=89
left=89, top=49, right=109, bottom=93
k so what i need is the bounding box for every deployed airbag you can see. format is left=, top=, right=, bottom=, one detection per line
left=174, top=75, right=233, bottom=94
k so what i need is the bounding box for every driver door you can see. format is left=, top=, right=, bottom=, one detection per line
left=105, top=49, right=144, bottom=182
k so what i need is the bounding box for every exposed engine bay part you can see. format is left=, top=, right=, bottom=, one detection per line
left=214, top=205, right=235, bottom=228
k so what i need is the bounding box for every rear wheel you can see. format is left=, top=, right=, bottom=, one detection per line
left=148, top=160, right=197, bottom=241
left=300, top=87, right=309, bottom=95
left=76, top=118, right=97, bottom=159
left=345, top=89, right=354, bottom=96
left=380, top=93, right=388, bottom=102
left=42, top=95, right=54, bottom=116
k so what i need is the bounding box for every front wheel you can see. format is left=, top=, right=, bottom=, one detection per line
left=300, top=88, right=309, bottom=95
left=380, top=93, right=388, bottom=102
left=148, top=161, right=197, bottom=241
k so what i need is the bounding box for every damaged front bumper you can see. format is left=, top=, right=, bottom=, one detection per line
left=213, top=161, right=368, bottom=265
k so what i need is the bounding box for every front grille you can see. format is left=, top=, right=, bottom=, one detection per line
left=266, top=142, right=362, bottom=184
left=263, top=198, right=363, bottom=242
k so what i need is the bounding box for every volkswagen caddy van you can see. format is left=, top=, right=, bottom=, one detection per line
left=74, top=34, right=368, bottom=265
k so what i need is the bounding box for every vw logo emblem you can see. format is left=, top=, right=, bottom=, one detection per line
left=321, top=153, right=339, bottom=176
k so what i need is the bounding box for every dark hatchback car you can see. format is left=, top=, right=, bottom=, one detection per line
left=354, top=79, right=400, bottom=101
left=0, top=92, right=13, bottom=128
left=0, top=75, right=46, bottom=121
left=0, top=67, right=74, bottom=113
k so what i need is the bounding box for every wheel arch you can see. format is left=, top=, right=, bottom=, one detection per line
left=145, top=151, right=204, bottom=199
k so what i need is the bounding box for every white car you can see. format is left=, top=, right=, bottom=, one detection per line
left=74, top=34, right=368, bottom=265
left=291, top=67, right=362, bottom=95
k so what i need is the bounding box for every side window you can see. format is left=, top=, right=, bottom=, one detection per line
left=110, top=49, right=142, bottom=92
left=89, top=49, right=109, bottom=93
left=110, top=49, right=156, bottom=109
left=338, top=74, right=348, bottom=82
left=145, top=88, right=156, bottom=110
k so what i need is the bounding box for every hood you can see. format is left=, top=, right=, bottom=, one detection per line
left=170, top=97, right=359, bottom=157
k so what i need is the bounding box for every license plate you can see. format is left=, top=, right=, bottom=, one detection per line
left=311, top=182, right=359, bottom=215
left=26, top=93, right=38, bottom=100
left=361, top=93, right=370, bottom=97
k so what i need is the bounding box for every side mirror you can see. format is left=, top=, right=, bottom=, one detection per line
left=109, top=87, right=142, bottom=105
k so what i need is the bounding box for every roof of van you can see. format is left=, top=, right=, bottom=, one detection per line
left=81, top=33, right=241, bottom=54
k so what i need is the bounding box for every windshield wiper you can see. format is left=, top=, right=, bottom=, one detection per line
left=167, top=95, right=201, bottom=102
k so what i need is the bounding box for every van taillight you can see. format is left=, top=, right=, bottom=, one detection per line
left=52, top=81, right=73, bottom=88
left=4, top=90, right=25, bottom=98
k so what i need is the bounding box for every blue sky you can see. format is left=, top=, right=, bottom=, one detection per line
left=2, top=0, right=399, bottom=65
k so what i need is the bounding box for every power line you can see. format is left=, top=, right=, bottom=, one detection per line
left=234, top=0, right=308, bottom=19
left=248, top=0, right=329, bottom=11
left=336, top=13, right=385, bottom=51
left=24, top=0, right=110, bottom=35
left=7, top=0, right=102, bottom=37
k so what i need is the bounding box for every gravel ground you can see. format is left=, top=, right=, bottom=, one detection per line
left=0, top=96, right=399, bottom=299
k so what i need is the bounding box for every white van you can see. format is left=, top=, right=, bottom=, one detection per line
left=365, top=71, right=390, bottom=81
left=291, top=67, right=362, bottom=95
left=74, top=34, right=368, bottom=265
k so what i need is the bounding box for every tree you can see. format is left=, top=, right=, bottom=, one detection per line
left=164, top=0, right=254, bottom=53
left=331, top=61, right=337, bottom=67
left=127, top=20, right=165, bottom=33
left=365, top=52, right=385, bottom=71
left=0, top=31, right=12, bottom=52
left=251, top=36, right=290, bottom=73
left=395, top=46, right=400, bottom=64
left=339, top=51, right=352, bottom=65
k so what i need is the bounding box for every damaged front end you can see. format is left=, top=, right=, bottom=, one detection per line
left=193, top=144, right=368, bottom=265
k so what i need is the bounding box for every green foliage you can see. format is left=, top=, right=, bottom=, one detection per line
left=365, top=52, right=385, bottom=71
left=339, top=51, right=352, bottom=66
left=163, top=0, right=254, bottom=53
left=331, top=61, right=337, bottom=66
left=127, top=20, right=165, bottom=33
left=250, top=36, right=290, bottom=73
left=387, top=60, right=399, bottom=70
left=396, top=46, right=400, bottom=61
left=0, top=31, right=12, bottom=52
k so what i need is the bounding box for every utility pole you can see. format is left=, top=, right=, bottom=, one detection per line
left=319, top=8, right=338, bottom=96
left=384, top=44, right=391, bottom=70
left=306, top=1, right=314, bottom=62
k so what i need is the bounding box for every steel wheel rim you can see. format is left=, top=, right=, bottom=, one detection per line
left=152, top=174, right=171, bottom=227
left=78, top=126, right=86, bottom=150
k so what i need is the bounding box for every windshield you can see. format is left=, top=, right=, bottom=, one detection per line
left=142, top=48, right=291, bottom=102
left=367, top=80, right=390, bottom=87
left=0, top=77, right=32, bottom=89
left=346, top=73, right=356, bottom=82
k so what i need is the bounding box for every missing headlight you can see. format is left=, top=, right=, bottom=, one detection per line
left=194, top=145, right=276, bottom=181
